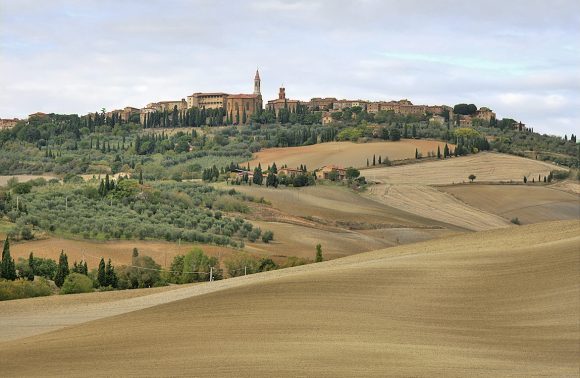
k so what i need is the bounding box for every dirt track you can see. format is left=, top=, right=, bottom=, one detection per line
left=0, top=220, right=578, bottom=377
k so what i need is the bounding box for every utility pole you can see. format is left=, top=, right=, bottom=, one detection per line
left=209, top=266, right=213, bottom=282
left=244, top=266, right=247, bottom=276
left=16, top=196, right=19, bottom=211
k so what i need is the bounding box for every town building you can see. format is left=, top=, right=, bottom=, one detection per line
left=267, top=87, right=299, bottom=116
left=332, top=100, right=368, bottom=111
left=0, top=118, right=19, bottom=130
left=107, top=107, right=140, bottom=122
left=512, top=121, right=528, bottom=132
left=307, top=97, right=336, bottom=110
left=139, top=107, right=156, bottom=124
left=474, top=107, right=496, bottom=123
left=225, top=70, right=263, bottom=124
left=187, top=93, right=228, bottom=109
left=321, top=112, right=333, bottom=125
left=459, top=116, right=473, bottom=127
left=146, top=99, right=187, bottom=113
left=429, top=115, right=446, bottom=125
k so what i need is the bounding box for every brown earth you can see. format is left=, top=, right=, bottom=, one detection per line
left=9, top=238, right=240, bottom=268
left=366, top=183, right=512, bottom=231
left=441, top=184, right=580, bottom=225
left=228, top=183, right=459, bottom=258
left=246, top=139, right=450, bottom=170
left=0, top=220, right=577, bottom=377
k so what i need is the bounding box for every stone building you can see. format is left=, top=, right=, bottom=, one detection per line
left=307, top=97, right=336, bottom=110
left=107, top=107, right=140, bottom=122
left=225, top=70, right=263, bottom=124
left=0, top=118, right=19, bottom=130
left=321, top=112, right=333, bottom=125
left=146, top=99, right=187, bottom=113
left=187, top=93, right=228, bottom=109
left=332, top=99, right=367, bottom=111
left=474, top=107, right=496, bottom=123
left=267, top=87, right=299, bottom=115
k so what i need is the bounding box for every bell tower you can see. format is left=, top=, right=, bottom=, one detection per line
left=253, top=69, right=261, bottom=96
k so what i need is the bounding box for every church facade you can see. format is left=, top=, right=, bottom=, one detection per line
left=225, top=70, right=263, bottom=124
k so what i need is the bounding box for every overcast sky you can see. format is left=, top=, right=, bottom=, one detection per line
left=1, top=0, right=579, bottom=135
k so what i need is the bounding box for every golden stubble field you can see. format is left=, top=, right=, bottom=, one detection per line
left=363, top=152, right=558, bottom=185
left=361, top=153, right=568, bottom=231
left=0, top=220, right=577, bottom=377
left=246, top=139, right=450, bottom=169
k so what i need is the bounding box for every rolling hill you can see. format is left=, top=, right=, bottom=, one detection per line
left=1, top=220, right=578, bottom=377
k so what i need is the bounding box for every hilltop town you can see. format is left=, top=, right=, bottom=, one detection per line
left=2, top=70, right=530, bottom=133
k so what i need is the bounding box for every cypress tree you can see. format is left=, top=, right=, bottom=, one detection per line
left=105, top=258, right=117, bottom=288
left=27, top=252, right=35, bottom=280
left=315, top=244, right=323, bottom=263
left=1, top=237, right=16, bottom=280
left=373, top=154, right=376, bottom=166
left=415, top=148, right=419, bottom=159
left=54, top=250, right=69, bottom=287
left=437, top=145, right=441, bottom=159
left=444, top=143, right=449, bottom=158
left=97, top=257, right=107, bottom=287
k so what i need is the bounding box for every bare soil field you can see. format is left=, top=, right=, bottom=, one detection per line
left=228, top=183, right=458, bottom=258
left=10, top=237, right=239, bottom=268
left=363, top=152, right=559, bottom=185
left=245, top=220, right=393, bottom=259
left=246, top=139, right=450, bottom=169
left=441, top=184, right=580, bottom=224
left=366, top=184, right=512, bottom=231
left=0, top=220, right=577, bottom=377
left=231, top=183, right=443, bottom=228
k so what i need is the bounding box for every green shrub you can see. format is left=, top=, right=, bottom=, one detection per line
left=261, top=230, right=274, bottom=243
left=551, top=170, right=570, bottom=180
left=0, top=278, right=52, bottom=301
left=60, top=273, right=94, bottom=294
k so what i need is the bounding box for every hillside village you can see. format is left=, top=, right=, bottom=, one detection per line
left=2, top=70, right=530, bottom=133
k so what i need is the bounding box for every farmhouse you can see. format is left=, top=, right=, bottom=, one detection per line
left=316, top=165, right=346, bottom=180
left=278, top=167, right=303, bottom=177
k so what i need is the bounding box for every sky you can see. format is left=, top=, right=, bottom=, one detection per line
left=0, top=0, right=579, bottom=136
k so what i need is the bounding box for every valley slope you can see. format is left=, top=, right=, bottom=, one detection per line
left=1, top=220, right=578, bottom=377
